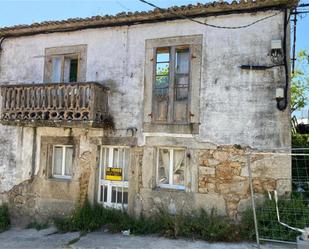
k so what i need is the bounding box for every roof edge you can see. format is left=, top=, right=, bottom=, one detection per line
left=0, top=0, right=299, bottom=38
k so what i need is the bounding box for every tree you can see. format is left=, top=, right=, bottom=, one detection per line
left=291, top=50, right=309, bottom=114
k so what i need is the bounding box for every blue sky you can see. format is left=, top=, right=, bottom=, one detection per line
left=0, top=0, right=308, bottom=116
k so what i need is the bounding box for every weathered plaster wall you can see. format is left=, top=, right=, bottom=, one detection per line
left=0, top=10, right=291, bottom=219
left=0, top=10, right=289, bottom=148
left=5, top=127, right=105, bottom=224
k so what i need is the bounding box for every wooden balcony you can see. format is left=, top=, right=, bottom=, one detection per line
left=0, top=82, right=111, bottom=128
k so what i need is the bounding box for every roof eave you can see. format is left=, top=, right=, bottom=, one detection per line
left=0, top=0, right=299, bottom=38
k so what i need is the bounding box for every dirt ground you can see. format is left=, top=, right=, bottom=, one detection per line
left=0, top=227, right=296, bottom=249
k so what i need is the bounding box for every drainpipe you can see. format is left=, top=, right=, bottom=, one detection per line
left=277, top=8, right=289, bottom=111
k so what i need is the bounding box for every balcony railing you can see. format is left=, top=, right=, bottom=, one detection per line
left=0, top=82, right=110, bottom=128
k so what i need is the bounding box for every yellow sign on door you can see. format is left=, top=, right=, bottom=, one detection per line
left=105, top=167, right=122, bottom=181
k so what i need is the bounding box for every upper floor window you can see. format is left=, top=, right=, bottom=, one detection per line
left=51, top=55, right=78, bottom=83
left=154, top=46, right=190, bottom=123
left=44, top=45, right=87, bottom=83
left=144, top=35, right=202, bottom=133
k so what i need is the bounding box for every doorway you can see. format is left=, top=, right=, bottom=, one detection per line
left=98, top=146, right=130, bottom=209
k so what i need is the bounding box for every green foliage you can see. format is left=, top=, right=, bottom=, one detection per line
left=291, top=134, right=309, bottom=198
left=292, top=133, right=309, bottom=148
left=256, top=195, right=309, bottom=241
left=26, top=220, right=49, bottom=230
left=54, top=200, right=255, bottom=242
left=0, top=204, right=10, bottom=233
left=291, top=50, right=309, bottom=113
left=179, top=209, right=240, bottom=242
left=238, top=208, right=256, bottom=241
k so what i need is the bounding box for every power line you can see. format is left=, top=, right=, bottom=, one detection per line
left=115, top=0, right=131, bottom=12
left=139, top=0, right=281, bottom=29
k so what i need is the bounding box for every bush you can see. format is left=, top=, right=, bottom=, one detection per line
left=0, top=204, right=10, bottom=232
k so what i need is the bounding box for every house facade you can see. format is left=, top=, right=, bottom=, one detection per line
left=0, top=0, right=297, bottom=223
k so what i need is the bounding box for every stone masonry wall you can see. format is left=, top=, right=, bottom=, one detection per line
left=198, top=145, right=291, bottom=219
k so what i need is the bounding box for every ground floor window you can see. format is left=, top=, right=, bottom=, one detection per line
left=157, top=147, right=186, bottom=190
left=98, top=146, right=130, bottom=208
left=52, top=145, right=73, bottom=179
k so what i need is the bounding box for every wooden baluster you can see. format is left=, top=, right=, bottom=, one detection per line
left=76, top=84, right=80, bottom=110
left=89, top=84, right=95, bottom=121
left=52, top=84, right=57, bottom=110
left=21, top=87, right=25, bottom=111
left=7, top=88, right=10, bottom=111
left=64, top=85, right=68, bottom=110
left=16, top=88, right=20, bottom=111
left=58, top=85, right=62, bottom=109
left=41, top=86, right=46, bottom=110
left=11, top=88, right=16, bottom=110
left=31, top=86, right=35, bottom=110
left=37, top=87, right=41, bottom=110
left=47, top=85, right=51, bottom=110
left=26, top=87, right=30, bottom=110
left=2, top=87, right=7, bottom=111
left=70, top=85, right=75, bottom=109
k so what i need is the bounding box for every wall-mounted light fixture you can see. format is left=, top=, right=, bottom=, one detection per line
left=276, top=87, right=285, bottom=108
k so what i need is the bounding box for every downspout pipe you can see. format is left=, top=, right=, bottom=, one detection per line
left=277, top=8, right=289, bottom=111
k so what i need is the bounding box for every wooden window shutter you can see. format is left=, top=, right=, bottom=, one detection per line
left=189, top=43, right=202, bottom=124
left=143, top=46, right=154, bottom=123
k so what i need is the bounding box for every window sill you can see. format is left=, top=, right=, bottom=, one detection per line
left=50, top=176, right=72, bottom=181
left=143, top=123, right=199, bottom=134
left=156, top=184, right=185, bottom=191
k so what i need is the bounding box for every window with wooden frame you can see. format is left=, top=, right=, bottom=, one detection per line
left=51, top=55, right=78, bottom=83
left=52, top=145, right=74, bottom=179
left=156, top=147, right=186, bottom=190
left=153, top=45, right=190, bottom=123
left=44, top=45, right=87, bottom=83
left=144, top=35, right=202, bottom=133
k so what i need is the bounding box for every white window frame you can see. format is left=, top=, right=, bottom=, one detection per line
left=156, top=147, right=186, bottom=190
left=98, top=146, right=130, bottom=209
left=52, top=145, right=73, bottom=180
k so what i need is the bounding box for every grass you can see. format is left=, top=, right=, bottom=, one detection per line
left=0, top=204, right=10, bottom=233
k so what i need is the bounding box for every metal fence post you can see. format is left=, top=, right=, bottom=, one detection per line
left=247, top=153, right=261, bottom=249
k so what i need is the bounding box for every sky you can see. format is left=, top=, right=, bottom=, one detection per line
left=0, top=0, right=308, bottom=116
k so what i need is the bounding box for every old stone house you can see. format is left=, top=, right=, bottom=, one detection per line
left=0, top=0, right=297, bottom=223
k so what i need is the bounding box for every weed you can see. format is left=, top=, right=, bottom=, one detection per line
left=26, top=220, right=49, bottom=230
left=67, top=237, right=80, bottom=245
left=0, top=204, right=10, bottom=233
left=54, top=200, right=255, bottom=242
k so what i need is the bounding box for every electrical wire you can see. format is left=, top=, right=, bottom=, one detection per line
left=139, top=0, right=282, bottom=29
